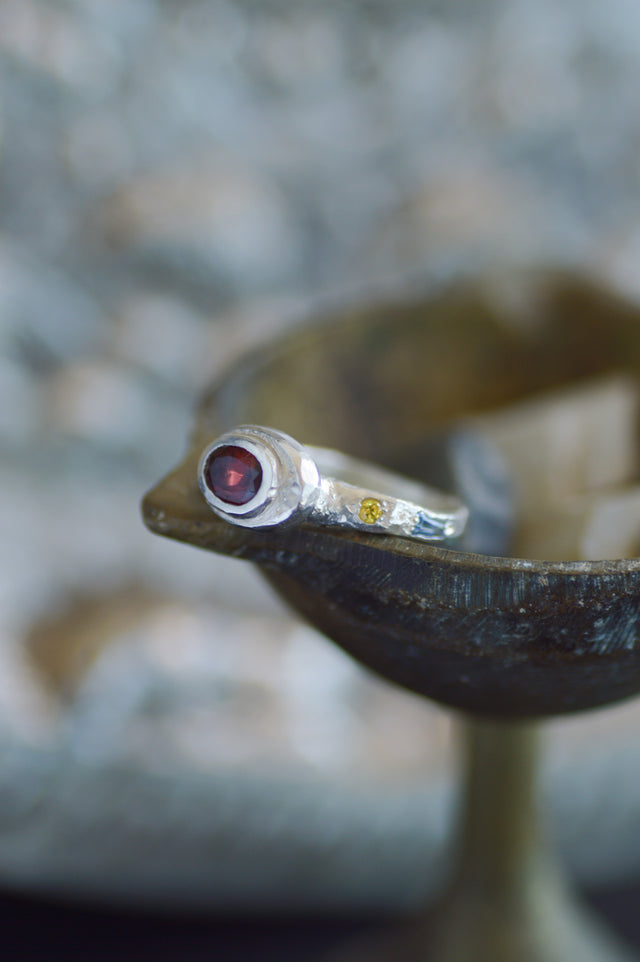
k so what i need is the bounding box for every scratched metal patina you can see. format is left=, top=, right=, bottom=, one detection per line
left=143, top=272, right=640, bottom=718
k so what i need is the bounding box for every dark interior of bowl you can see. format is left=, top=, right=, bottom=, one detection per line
left=143, top=272, right=640, bottom=718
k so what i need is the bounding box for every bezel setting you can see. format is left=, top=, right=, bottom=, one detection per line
left=198, top=426, right=320, bottom=528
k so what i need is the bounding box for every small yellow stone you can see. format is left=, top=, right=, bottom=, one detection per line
left=359, top=498, right=383, bottom=524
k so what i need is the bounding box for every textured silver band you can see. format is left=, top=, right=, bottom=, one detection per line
left=198, top=426, right=469, bottom=543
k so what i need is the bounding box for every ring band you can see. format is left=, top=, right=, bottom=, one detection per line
left=197, top=426, right=469, bottom=543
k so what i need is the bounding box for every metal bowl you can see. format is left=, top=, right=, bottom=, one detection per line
left=142, top=271, right=640, bottom=717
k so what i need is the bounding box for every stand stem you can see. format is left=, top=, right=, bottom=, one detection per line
left=424, top=717, right=635, bottom=962
left=328, top=717, right=636, bottom=962
left=455, top=718, right=540, bottom=898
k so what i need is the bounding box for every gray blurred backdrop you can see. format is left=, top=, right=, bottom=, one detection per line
left=3, top=0, right=640, bottom=911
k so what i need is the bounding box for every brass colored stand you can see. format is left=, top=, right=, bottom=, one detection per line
left=143, top=273, right=640, bottom=961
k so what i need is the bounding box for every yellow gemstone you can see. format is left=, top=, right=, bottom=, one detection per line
left=359, top=498, right=383, bottom=524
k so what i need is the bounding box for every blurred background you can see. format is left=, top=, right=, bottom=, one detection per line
left=4, top=0, right=640, bottom=957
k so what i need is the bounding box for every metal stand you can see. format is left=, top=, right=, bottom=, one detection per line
left=141, top=273, right=640, bottom=962
left=328, top=719, right=636, bottom=962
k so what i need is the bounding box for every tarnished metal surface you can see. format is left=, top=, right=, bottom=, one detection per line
left=142, top=272, right=640, bottom=718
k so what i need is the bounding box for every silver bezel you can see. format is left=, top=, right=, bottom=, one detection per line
left=198, top=426, right=321, bottom=528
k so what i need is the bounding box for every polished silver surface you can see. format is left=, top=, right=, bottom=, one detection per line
left=198, top=426, right=469, bottom=542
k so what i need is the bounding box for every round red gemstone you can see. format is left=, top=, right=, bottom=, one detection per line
left=204, top=445, right=263, bottom=506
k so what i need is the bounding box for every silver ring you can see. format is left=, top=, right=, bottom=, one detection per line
left=197, top=426, right=469, bottom=543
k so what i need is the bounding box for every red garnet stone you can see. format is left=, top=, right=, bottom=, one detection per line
left=204, top=445, right=263, bottom=506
